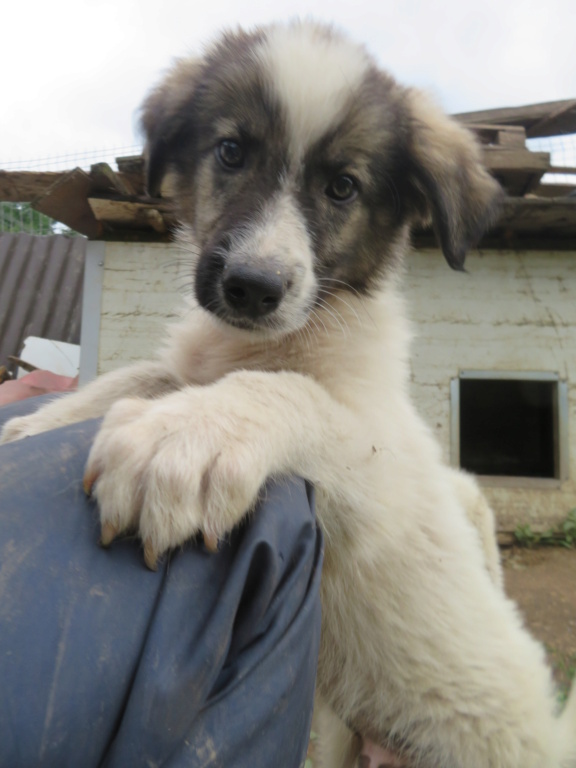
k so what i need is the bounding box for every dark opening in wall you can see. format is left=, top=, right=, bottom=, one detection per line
left=459, top=377, right=559, bottom=479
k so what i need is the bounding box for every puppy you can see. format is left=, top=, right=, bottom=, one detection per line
left=3, top=21, right=575, bottom=767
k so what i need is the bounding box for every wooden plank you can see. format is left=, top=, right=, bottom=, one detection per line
left=501, top=196, right=576, bottom=214
left=0, top=171, right=65, bottom=202
left=455, top=99, right=576, bottom=138
left=501, top=172, right=546, bottom=197
left=482, top=149, right=551, bottom=196
left=115, top=155, right=146, bottom=196
left=88, top=198, right=167, bottom=233
left=533, top=183, right=576, bottom=198
left=456, top=100, right=573, bottom=125
left=116, top=156, right=144, bottom=174
left=526, top=99, right=576, bottom=138
left=469, top=124, right=527, bottom=148
left=482, top=149, right=550, bottom=173
left=32, top=168, right=101, bottom=238
left=496, top=198, right=576, bottom=235
left=414, top=196, right=576, bottom=247
left=90, top=163, right=135, bottom=196
left=545, top=166, right=576, bottom=176
left=495, top=127, right=527, bottom=148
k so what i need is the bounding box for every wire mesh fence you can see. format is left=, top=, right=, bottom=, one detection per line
left=527, top=133, right=576, bottom=185
left=0, top=145, right=143, bottom=174
left=0, top=202, right=81, bottom=236
left=0, top=203, right=58, bottom=235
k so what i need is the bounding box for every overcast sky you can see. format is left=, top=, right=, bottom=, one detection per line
left=2, top=0, right=575, bottom=170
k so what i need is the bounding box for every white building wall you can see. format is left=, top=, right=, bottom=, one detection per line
left=405, top=249, right=576, bottom=530
left=97, top=242, right=187, bottom=374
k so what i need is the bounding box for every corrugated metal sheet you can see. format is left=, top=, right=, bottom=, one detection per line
left=0, top=233, right=86, bottom=374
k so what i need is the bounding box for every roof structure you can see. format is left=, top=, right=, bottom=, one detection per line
left=455, top=98, right=576, bottom=139
left=1, top=100, right=575, bottom=249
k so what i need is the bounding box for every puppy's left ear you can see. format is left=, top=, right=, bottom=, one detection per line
left=405, top=90, right=503, bottom=270
left=140, top=57, right=203, bottom=197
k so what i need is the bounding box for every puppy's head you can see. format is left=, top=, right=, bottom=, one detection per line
left=141, top=22, right=501, bottom=335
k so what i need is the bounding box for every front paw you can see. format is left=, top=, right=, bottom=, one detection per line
left=85, top=393, right=270, bottom=569
left=1, top=414, right=49, bottom=444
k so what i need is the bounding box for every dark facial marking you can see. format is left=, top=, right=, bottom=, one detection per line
left=293, top=68, right=415, bottom=294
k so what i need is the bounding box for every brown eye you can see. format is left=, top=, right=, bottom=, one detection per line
left=216, top=139, right=244, bottom=169
left=326, top=174, right=358, bottom=203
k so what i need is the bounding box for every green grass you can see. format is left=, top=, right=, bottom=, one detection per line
left=514, top=509, right=576, bottom=550
left=546, top=646, right=576, bottom=705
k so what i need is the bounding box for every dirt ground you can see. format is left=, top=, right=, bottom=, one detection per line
left=502, top=545, right=576, bottom=693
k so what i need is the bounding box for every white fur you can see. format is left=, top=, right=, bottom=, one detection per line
left=257, top=21, right=370, bottom=162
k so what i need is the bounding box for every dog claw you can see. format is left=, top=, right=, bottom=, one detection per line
left=83, top=470, right=98, bottom=497
left=143, top=540, right=159, bottom=571
left=100, top=522, right=119, bottom=547
left=203, top=531, right=219, bottom=553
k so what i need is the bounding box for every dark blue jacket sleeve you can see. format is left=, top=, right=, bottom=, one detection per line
left=0, top=398, right=323, bottom=768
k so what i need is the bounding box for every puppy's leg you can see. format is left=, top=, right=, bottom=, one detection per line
left=315, top=468, right=503, bottom=768
left=0, top=361, right=180, bottom=444
left=449, top=468, right=503, bottom=588
left=313, top=697, right=361, bottom=768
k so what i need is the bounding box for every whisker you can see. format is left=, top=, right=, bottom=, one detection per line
left=294, top=324, right=312, bottom=356
left=319, top=289, right=375, bottom=331
left=316, top=280, right=377, bottom=330
left=318, top=289, right=362, bottom=328
left=305, top=311, right=323, bottom=341
left=308, top=306, right=329, bottom=337
left=314, top=298, right=349, bottom=337
left=316, top=276, right=363, bottom=298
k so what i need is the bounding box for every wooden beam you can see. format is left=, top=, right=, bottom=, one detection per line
left=455, top=99, right=576, bottom=138
left=0, top=171, right=65, bottom=202
left=115, top=155, right=146, bottom=196
left=32, top=169, right=101, bottom=238
left=90, top=163, right=136, bottom=196
left=496, top=197, right=576, bottom=235
left=468, top=124, right=527, bottom=148
left=115, top=156, right=144, bottom=175
left=414, top=197, right=576, bottom=248
left=533, top=183, right=576, bottom=198
left=526, top=99, right=576, bottom=138
left=546, top=166, right=576, bottom=176
left=482, top=149, right=550, bottom=173
left=88, top=197, right=169, bottom=234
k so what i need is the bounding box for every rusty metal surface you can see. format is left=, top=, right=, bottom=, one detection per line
left=0, top=233, right=86, bottom=374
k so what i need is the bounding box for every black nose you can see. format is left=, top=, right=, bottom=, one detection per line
left=222, top=264, right=286, bottom=319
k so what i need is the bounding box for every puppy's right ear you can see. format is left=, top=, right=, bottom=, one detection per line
left=140, top=58, right=203, bottom=197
